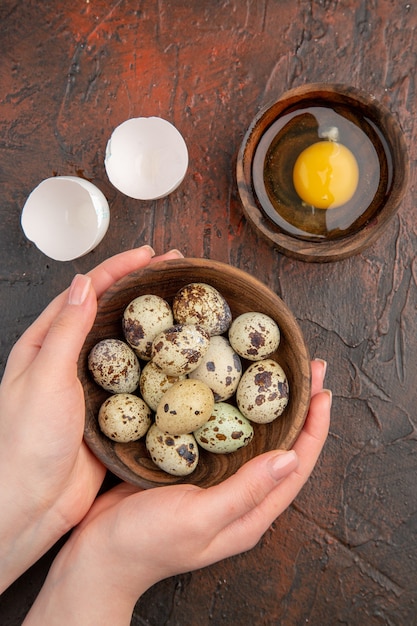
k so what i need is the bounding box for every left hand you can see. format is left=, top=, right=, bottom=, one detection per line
left=0, top=245, right=183, bottom=593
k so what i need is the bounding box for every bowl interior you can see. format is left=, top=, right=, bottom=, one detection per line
left=79, top=258, right=311, bottom=488
left=237, top=83, right=409, bottom=262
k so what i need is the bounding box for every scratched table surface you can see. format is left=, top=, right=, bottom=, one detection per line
left=1, top=1, right=416, bottom=624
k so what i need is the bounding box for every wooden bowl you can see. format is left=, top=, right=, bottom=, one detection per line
left=79, top=258, right=311, bottom=488
left=236, top=84, right=409, bottom=262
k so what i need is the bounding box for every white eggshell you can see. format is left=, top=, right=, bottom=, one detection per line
left=123, top=294, right=174, bottom=360
left=88, top=338, right=140, bottom=393
left=189, top=335, right=242, bottom=401
left=156, top=379, right=214, bottom=435
left=173, top=282, right=232, bottom=335
left=139, top=360, right=186, bottom=411
left=194, top=402, right=254, bottom=454
left=21, top=176, right=110, bottom=261
left=151, top=323, right=210, bottom=376
left=229, top=312, right=280, bottom=361
left=236, top=358, right=289, bottom=424
left=104, top=117, right=188, bottom=200
left=146, top=423, right=199, bottom=476
left=98, top=393, right=152, bottom=443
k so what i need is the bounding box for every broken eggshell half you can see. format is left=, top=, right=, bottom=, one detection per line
left=21, top=176, right=110, bottom=262
left=104, top=117, right=189, bottom=200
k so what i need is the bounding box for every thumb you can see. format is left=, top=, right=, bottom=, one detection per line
left=35, top=274, right=97, bottom=377
left=198, top=449, right=299, bottom=534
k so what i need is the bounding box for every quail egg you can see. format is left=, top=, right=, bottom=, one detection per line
left=229, top=312, right=280, bottom=361
left=156, top=378, right=214, bottom=435
left=98, top=393, right=152, bottom=442
left=122, top=294, right=174, bottom=360
left=88, top=338, right=140, bottom=393
left=188, top=335, right=242, bottom=401
left=194, top=402, right=254, bottom=453
left=236, top=358, right=289, bottom=424
left=139, top=360, right=186, bottom=411
left=151, top=323, right=210, bottom=376
left=173, top=282, right=232, bottom=336
left=146, top=423, right=199, bottom=476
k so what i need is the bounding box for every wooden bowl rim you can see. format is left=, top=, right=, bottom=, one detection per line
left=236, top=82, right=409, bottom=262
left=80, top=257, right=311, bottom=488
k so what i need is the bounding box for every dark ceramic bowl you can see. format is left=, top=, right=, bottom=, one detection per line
left=236, top=83, right=408, bottom=262
left=79, top=258, right=311, bottom=489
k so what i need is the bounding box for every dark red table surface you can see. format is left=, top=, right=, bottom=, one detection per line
left=1, top=2, right=417, bottom=624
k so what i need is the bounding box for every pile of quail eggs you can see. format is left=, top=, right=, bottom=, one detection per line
left=88, top=282, right=289, bottom=477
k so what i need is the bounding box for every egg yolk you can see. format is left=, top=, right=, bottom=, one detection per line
left=293, top=141, right=359, bottom=209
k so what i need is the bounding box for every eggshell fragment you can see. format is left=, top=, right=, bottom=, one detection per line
left=98, top=393, right=152, bottom=442
left=139, top=360, right=186, bottom=411
left=123, top=294, right=174, bottom=360
left=151, top=323, right=210, bottom=376
left=21, top=176, right=110, bottom=261
left=189, top=335, right=242, bottom=401
left=146, top=423, right=199, bottom=476
left=104, top=117, right=188, bottom=200
left=194, top=402, right=254, bottom=453
left=88, top=338, right=140, bottom=393
left=156, top=379, right=214, bottom=435
left=236, top=358, right=289, bottom=424
left=173, top=282, right=232, bottom=335
left=229, top=312, right=280, bottom=361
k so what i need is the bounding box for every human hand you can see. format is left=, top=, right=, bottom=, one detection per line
left=0, top=245, right=183, bottom=593
left=24, top=360, right=330, bottom=625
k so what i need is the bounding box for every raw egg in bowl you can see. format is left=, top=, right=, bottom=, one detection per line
left=236, top=84, right=408, bottom=262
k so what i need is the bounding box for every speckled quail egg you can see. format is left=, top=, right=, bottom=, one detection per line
left=188, top=335, right=242, bottom=402
left=146, top=423, right=199, bottom=476
left=194, top=402, right=254, bottom=454
left=236, top=358, right=289, bottom=424
left=122, top=294, right=174, bottom=360
left=98, top=393, right=152, bottom=443
left=229, top=312, right=280, bottom=361
left=88, top=338, right=140, bottom=393
left=156, top=379, right=214, bottom=435
left=139, top=360, right=186, bottom=411
left=172, top=282, right=232, bottom=336
left=151, top=323, right=210, bottom=376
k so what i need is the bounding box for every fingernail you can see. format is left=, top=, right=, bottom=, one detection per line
left=323, top=388, right=333, bottom=409
left=141, top=245, right=155, bottom=257
left=167, top=249, right=184, bottom=258
left=68, top=274, right=92, bottom=305
left=314, top=358, right=327, bottom=378
left=268, top=450, right=298, bottom=481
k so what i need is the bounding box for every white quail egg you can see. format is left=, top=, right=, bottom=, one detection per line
left=146, top=423, right=199, bottom=476
left=156, top=379, right=214, bottom=435
left=173, top=282, right=232, bottom=336
left=88, top=338, right=140, bottom=393
left=236, top=358, right=289, bottom=424
left=188, top=335, right=242, bottom=401
left=122, top=294, right=174, bottom=360
left=229, top=312, right=280, bottom=361
left=151, top=323, right=210, bottom=376
left=139, top=360, right=186, bottom=411
left=98, top=393, right=152, bottom=442
left=194, top=402, right=254, bottom=453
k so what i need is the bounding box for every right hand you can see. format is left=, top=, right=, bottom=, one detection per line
left=24, top=360, right=331, bottom=626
